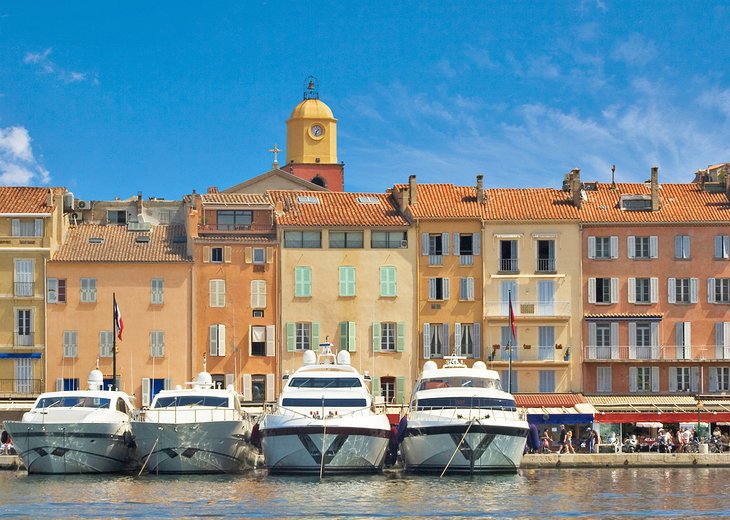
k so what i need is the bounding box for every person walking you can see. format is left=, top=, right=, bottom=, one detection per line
left=564, top=430, right=576, bottom=454
left=558, top=425, right=567, bottom=453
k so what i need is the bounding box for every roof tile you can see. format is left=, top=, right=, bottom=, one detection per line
left=0, top=187, right=56, bottom=214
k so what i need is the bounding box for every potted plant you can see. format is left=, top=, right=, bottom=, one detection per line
left=563, top=347, right=571, bottom=361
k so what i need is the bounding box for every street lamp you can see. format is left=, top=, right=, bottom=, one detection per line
left=697, top=396, right=704, bottom=440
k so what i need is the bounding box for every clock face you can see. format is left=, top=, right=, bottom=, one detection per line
left=310, top=124, right=324, bottom=138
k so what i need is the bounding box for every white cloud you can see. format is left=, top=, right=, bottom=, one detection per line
left=697, top=88, right=730, bottom=118
left=23, top=47, right=97, bottom=85
left=612, top=34, right=657, bottom=67
left=0, top=127, right=50, bottom=186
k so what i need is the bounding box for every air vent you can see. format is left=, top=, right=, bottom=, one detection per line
left=135, top=236, right=150, bottom=243
left=88, top=237, right=104, bottom=244
left=252, top=310, right=264, bottom=318
left=583, top=182, right=598, bottom=191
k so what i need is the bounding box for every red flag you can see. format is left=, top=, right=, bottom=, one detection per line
left=113, top=295, right=124, bottom=341
left=508, top=292, right=516, bottom=344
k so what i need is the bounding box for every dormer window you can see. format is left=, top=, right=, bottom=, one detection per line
left=107, top=210, right=127, bottom=225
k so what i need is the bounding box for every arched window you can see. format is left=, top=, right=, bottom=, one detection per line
left=311, top=175, right=327, bottom=188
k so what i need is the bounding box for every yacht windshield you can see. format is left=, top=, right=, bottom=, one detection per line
left=36, top=396, right=110, bottom=409
left=153, top=396, right=229, bottom=408
left=414, top=397, right=516, bottom=411
left=416, top=376, right=502, bottom=392
left=282, top=398, right=367, bottom=408
left=288, top=377, right=362, bottom=388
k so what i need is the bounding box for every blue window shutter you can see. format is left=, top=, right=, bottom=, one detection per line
left=453, top=233, right=460, bottom=255
left=474, top=323, right=481, bottom=358
left=423, top=323, right=431, bottom=359
left=442, top=233, right=450, bottom=255
left=421, top=233, right=429, bottom=256
left=474, top=233, right=481, bottom=256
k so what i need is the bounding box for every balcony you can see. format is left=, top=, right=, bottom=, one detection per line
left=499, top=258, right=518, bottom=273
left=485, top=300, right=571, bottom=318
left=487, top=345, right=569, bottom=363
left=198, top=223, right=274, bottom=235
left=428, top=255, right=443, bottom=266
left=14, top=282, right=34, bottom=297
left=459, top=255, right=474, bottom=266
left=15, top=333, right=34, bottom=346
left=0, top=378, right=42, bottom=397
left=583, top=344, right=730, bottom=362
left=0, top=236, right=45, bottom=248
left=536, top=258, right=556, bottom=273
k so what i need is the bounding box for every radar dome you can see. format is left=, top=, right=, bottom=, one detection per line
left=423, top=360, right=438, bottom=372
left=337, top=350, right=351, bottom=365
left=303, top=350, right=317, bottom=366
left=87, top=369, right=104, bottom=390
left=473, top=361, right=487, bottom=371
left=195, top=371, right=213, bottom=386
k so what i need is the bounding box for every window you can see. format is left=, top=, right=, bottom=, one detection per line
left=150, top=331, right=164, bottom=357
left=500, top=280, right=518, bottom=315
left=107, top=210, right=127, bottom=224
left=61, top=378, right=80, bottom=391
left=339, top=266, right=356, bottom=297
left=711, top=367, right=730, bottom=392
left=633, top=278, right=651, bottom=304
left=211, top=247, right=223, bottom=263
left=673, top=367, right=691, bottom=392
left=47, top=278, right=67, bottom=303
left=596, top=323, right=611, bottom=359
left=217, top=210, right=252, bottom=230
left=15, top=309, right=32, bottom=346
left=63, top=330, right=78, bottom=358
left=669, top=278, right=697, bottom=304
left=296, top=322, right=311, bottom=350
left=151, top=279, right=164, bottom=304
left=373, top=322, right=404, bottom=353
left=294, top=267, right=312, bottom=297
left=428, top=277, right=450, bottom=301
left=629, top=322, right=656, bottom=360
left=423, top=233, right=448, bottom=265
left=251, top=326, right=267, bottom=356
left=380, top=267, right=397, bottom=297
left=329, top=231, right=364, bottom=249
left=589, top=277, right=616, bottom=304
left=251, top=375, right=266, bottom=403
left=14, top=259, right=33, bottom=297
left=536, top=239, right=555, bottom=272
left=15, top=358, right=33, bottom=394
left=372, top=230, right=407, bottom=249
left=380, top=322, right=396, bottom=351
left=454, top=233, right=480, bottom=265
left=675, top=322, right=692, bottom=360
left=715, top=322, right=730, bottom=359
left=675, top=235, right=690, bottom=259
left=100, top=330, right=113, bottom=358
left=539, top=371, right=555, bottom=392
left=629, top=236, right=652, bottom=259
left=209, top=279, right=225, bottom=307
left=501, top=370, right=518, bottom=393
left=284, top=231, right=321, bottom=248
left=499, top=240, right=518, bottom=272
left=538, top=326, right=555, bottom=361
left=209, top=324, right=226, bottom=356
left=380, top=377, right=396, bottom=404
left=252, top=248, right=266, bottom=264
left=459, top=277, right=474, bottom=301
left=636, top=367, right=652, bottom=392
left=500, top=326, right=519, bottom=361
left=589, top=236, right=617, bottom=259
left=596, top=366, right=612, bottom=393
left=250, top=280, right=266, bottom=309
left=455, top=323, right=478, bottom=358
left=715, top=235, right=730, bottom=259
left=537, top=280, right=555, bottom=315
left=425, top=323, right=446, bottom=358
left=11, top=218, right=43, bottom=237
left=713, top=278, right=730, bottom=304
left=80, top=278, right=97, bottom=303
left=339, top=321, right=356, bottom=352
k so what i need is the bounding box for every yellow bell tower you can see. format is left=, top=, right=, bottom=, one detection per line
left=285, top=77, right=344, bottom=191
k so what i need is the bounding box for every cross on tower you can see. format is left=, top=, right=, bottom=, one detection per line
left=268, top=144, right=282, bottom=168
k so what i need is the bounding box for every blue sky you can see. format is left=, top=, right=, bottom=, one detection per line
left=1, top=1, right=729, bottom=200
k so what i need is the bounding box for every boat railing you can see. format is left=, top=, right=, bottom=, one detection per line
left=409, top=405, right=526, bottom=422
left=141, top=407, right=242, bottom=423
left=273, top=404, right=377, bottom=420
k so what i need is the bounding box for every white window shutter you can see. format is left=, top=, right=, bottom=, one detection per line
left=203, top=246, right=210, bottom=263
left=266, top=325, right=275, bottom=357
left=243, top=374, right=252, bottom=401
left=473, top=233, right=481, bottom=255
left=218, top=324, right=226, bottom=356
left=629, top=367, right=638, bottom=392
left=651, top=322, right=659, bottom=358
left=443, top=278, right=450, bottom=300
left=649, top=236, right=658, bottom=258
left=627, top=236, right=635, bottom=259
left=690, top=278, right=698, bottom=303
left=690, top=366, right=700, bottom=393
left=684, top=322, right=692, bottom=359
left=668, top=278, right=676, bottom=304
left=56, top=378, right=63, bottom=391
left=587, top=236, right=596, bottom=259
left=209, top=325, right=217, bottom=356
left=650, top=278, right=658, bottom=303
left=428, top=278, right=436, bottom=300
left=588, top=322, right=596, bottom=360
left=421, top=233, right=429, bottom=256
left=610, top=236, right=618, bottom=258
left=142, top=378, right=151, bottom=407
left=709, top=278, right=716, bottom=303
left=588, top=278, right=596, bottom=304
left=683, top=236, right=690, bottom=258
left=453, top=233, right=460, bottom=256
left=224, top=246, right=232, bottom=263
left=709, top=367, right=719, bottom=392
left=628, top=322, right=636, bottom=359
left=442, top=233, right=450, bottom=255
left=651, top=367, right=660, bottom=392
left=716, top=323, right=725, bottom=359
left=226, top=373, right=234, bottom=389
left=266, top=374, right=275, bottom=401
left=611, top=278, right=619, bottom=303
left=628, top=277, right=636, bottom=303
left=668, top=367, right=677, bottom=392
left=610, top=322, right=619, bottom=359
left=454, top=323, right=462, bottom=355
left=423, top=323, right=431, bottom=359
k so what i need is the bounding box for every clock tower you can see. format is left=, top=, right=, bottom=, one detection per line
left=285, top=77, right=345, bottom=191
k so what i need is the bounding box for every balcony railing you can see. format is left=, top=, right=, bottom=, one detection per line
left=487, top=345, right=569, bottom=363
left=0, top=378, right=42, bottom=397
left=583, top=344, right=730, bottom=361
left=499, top=258, right=518, bottom=272
left=15, top=333, right=34, bottom=346
left=198, top=223, right=274, bottom=234
left=485, top=300, right=571, bottom=317
left=536, top=258, right=556, bottom=272
left=429, top=254, right=443, bottom=266
left=0, top=236, right=45, bottom=247
left=459, top=255, right=474, bottom=266
left=14, top=282, right=34, bottom=297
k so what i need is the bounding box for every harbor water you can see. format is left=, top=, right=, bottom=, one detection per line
left=1, top=467, right=729, bottom=519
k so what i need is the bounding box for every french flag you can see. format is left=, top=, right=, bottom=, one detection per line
left=113, top=294, right=124, bottom=341
left=508, top=291, right=516, bottom=344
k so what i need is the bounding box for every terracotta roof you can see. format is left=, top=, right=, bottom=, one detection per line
left=201, top=193, right=273, bottom=206
left=0, top=187, right=56, bottom=214
left=483, top=188, right=580, bottom=221
left=52, top=224, right=190, bottom=262
left=585, top=313, right=663, bottom=320
left=587, top=395, right=697, bottom=412
left=396, top=184, right=486, bottom=219
left=269, top=191, right=409, bottom=227
left=579, top=183, right=730, bottom=223
left=193, top=235, right=276, bottom=244
left=514, top=393, right=588, bottom=407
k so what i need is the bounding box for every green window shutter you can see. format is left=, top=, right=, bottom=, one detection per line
left=348, top=321, right=356, bottom=352
left=286, top=322, right=295, bottom=352
left=339, top=266, right=355, bottom=296
left=396, top=376, right=406, bottom=404
left=304, top=267, right=312, bottom=296
left=372, top=376, right=381, bottom=397
left=372, top=322, right=381, bottom=352
left=312, top=322, right=320, bottom=350
left=339, top=321, right=347, bottom=351
left=379, top=267, right=387, bottom=297
left=339, top=267, right=346, bottom=296
left=380, top=266, right=396, bottom=297
left=295, top=267, right=312, bottom=297
left=396, top=322, right=405, bottom=352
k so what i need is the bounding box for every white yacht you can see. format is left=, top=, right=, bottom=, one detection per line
left=259, top=343, right=391, bottom=474
left=400, top=356, right=528, bottom=474
left=4, top=369, right=137, bottom=474
left=132, top=370, right=256, bottom=474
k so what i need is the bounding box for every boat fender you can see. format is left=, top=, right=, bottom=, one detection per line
left=396, top=416, right=408, bottom=444
left=123, top=430, right=136, bottom=448
left=250, top=423, right=261, bottom=449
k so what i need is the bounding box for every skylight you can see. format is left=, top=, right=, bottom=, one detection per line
left=296, top=196, right=320, bottom=204
left=357, top=196, right=379, bottom=204
left=88, top=237, right=104, bottom=244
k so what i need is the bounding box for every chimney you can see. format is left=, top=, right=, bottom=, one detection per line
left=650, top=166, right=660, bottom=211
left=207, top=186, right=219, bottom=194
left=571, top=168, right=582, bottom=209
left=136, top=191, right=143, bottom=217
left=408, top=175, right=417, bottom=205
left=476, top=174, right=485, bottom=203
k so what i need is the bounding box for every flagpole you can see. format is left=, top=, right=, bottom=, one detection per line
left=112, top=292, right=117, bottom=391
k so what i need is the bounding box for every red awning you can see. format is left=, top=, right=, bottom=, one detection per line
left=597, top=412, right=730, bottom=423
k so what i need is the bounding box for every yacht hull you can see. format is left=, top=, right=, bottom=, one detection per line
left=260, top=416, right=390, bottom=474
left=4, top=421, right=134, bottom=474
left=401, top=420, right=528, bottom=474
left=132, top=420, right=255, bottom=474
